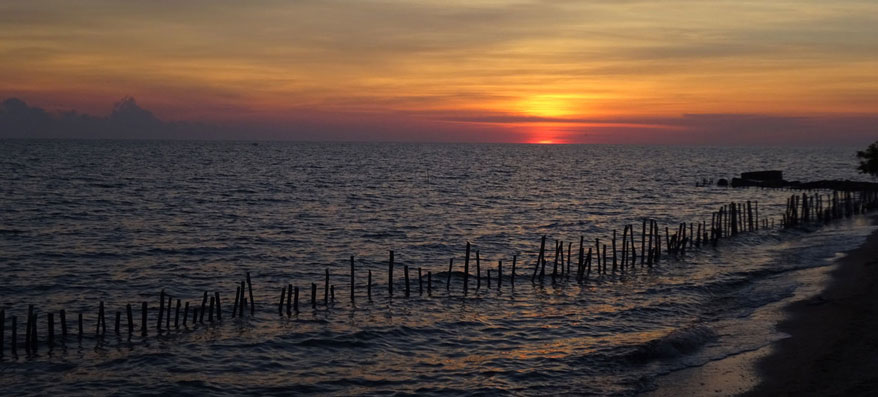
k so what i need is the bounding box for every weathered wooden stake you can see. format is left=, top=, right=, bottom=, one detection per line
left=388, top=250, right=394, bottom=298
left=140, top=302, right=147, bottom=335
left=404, top=265, right=411, bottom=297
left=113, top=311, right=119, bottom=335
left=324, top=268, right=330, bottom=306
left=498, top=260, right=503, bottom=290
left=232, top=286, right=240, bottom=318
left=350, top=256, right=356, bottom=305
left=246, top=272, right=255, bottom=315
left=99, top=301, right=106, bottom=336
left=200, top=291, right=208, bottom=323
left=476, top=250, right=482, bottom=290
left=208, top=296, right=215, bottom=322
left=286, top=284, right=293, bottom=316
left=511, top=255, right=517, bottom=288
left=48, top=312, right=56, bottom=347
left=486, top=269, right=492, bottom=289
left=446, top=258, right=453, bottom=291
left=158, top=290, right=165, bottom=331
left=612, top=230, right=617, bottom=272
left=311, top=283, right=317, bottom=308
left=174, top=299, right=183, bottom=328
left=10, top=316, right=16, bottom=354
left=166, top=295, right=172, bottom=330
left=278, top=286, right=286, bottom=316
left=418, top=267, right=423, bottom=295
left=367, top=270, right=372, bottom=301
left=464, top=241, right=471, bottom=294
left=534, top=235, right=546, bottom=284
left=60, top=309, right=68, bottom=339
left=126, top=304, right=133, bottom=335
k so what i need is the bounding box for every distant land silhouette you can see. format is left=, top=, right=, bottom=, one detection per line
left=0, top=97, right=217, bottom=139
left=2, top=96, right=876, bottom=144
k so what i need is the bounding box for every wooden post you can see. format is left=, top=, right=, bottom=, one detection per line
left=641, top=219, right=647, bottom=265
left=294, top=286, right=300, bottom=314
left=126, top=304, right=133, bottom=335
left=566, top=242, right=572, bottom=281
left=586, top=247, right=593, bottom=279
left=476, top=250, right=481, bottom=290
left=31, top=312, right=38, bottom=351
left=621, top=226, right=629, bottom=271
left=388, top=250, right=394, bottom=298
left=113, top=311, right=119, bottom=335
left=278, top=286, right=286, bottom=316
left=311, top=283, right=317, bottom=308
left=532, top=235, right=546, bottom=284
left=498, top=260, right=503, bottom=290
left=140, top=302, right=147, bottom=335
left=404, top=265, right=410, bottom=297
left=207, top=296, right=214, bottom=322
left=166, top=295, right=172, bottom=330
left=630, top=225, right=637, bottom=265
left=487, top=269, right=492, bottom=289
left=367, top=270, right=372, bottom=301
left=551, top=240, right=559, bottom=282
left=755, top=201, right=759, bottom=230
left=200, top=291, right=208, bottom=323
left=464, top=242, right=471, bottom=294
left=158, top=290, right=165, bottom=332
left=174, top=299, right=181, bottom=328
left=287, top=284, right=293, bottom=316
left=350, top=256, right=356, bottom=304
left=60, top=309, right=68, bottom=339
left=324, top=268, right=330, bottom=306
left=48, top=312, right=55, bottom=347
left=99, top=300, right=106, bottom=336
left=418, top=267, right=423, bottom=295
left=246, top=272, right=255, bottom=315
left=511, top=255, right=517, bottom=288
left=10, top=316, right=16, bottom=354
left=233, top=286, right=240, bottom=318
left=215, top=292, right=222, bottom=321
left=1, top=310, right=6, bottom=355
left=612, top=230, right=617, bottom=272
left=446, top=258, right=453, bottom=291
left=602, top=244, right=608, bottom=274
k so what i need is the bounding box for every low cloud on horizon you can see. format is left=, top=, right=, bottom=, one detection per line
left=1, top=96, right=876, bottom=145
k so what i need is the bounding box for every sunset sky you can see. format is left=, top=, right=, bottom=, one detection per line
left=1, top=0, right=877, bottom=143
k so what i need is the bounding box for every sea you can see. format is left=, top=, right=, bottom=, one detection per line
left=0, top=141, right=874, bottom=396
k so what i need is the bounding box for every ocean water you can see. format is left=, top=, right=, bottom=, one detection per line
left=0, top=141, right=874, bottom=396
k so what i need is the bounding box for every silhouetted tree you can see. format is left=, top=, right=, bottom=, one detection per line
left=856, top=141, right=878, bottom=178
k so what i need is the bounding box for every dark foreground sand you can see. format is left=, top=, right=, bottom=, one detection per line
left=745, top=215, right=878, bottom=396
left=647, top=216, right=878, bottom=396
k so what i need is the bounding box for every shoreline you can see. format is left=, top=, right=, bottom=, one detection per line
left=646, top=215, right=878, bottom=396
left=744, top=214, right=878, bottom=396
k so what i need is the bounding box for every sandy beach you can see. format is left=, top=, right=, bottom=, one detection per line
left=648, top=215, right=878, bottom=396
left=745, top=215, right=878, bottom=396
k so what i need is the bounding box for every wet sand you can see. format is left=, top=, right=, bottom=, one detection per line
left=647, top=215, right=878, bottom=396
left=745, top=215, right=878, bottom=396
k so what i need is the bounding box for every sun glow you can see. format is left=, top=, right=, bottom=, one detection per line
left=518, top=95, right=579, bottom=118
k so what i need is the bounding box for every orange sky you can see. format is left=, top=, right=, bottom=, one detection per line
left=1, top=1, right=877, bottom=143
